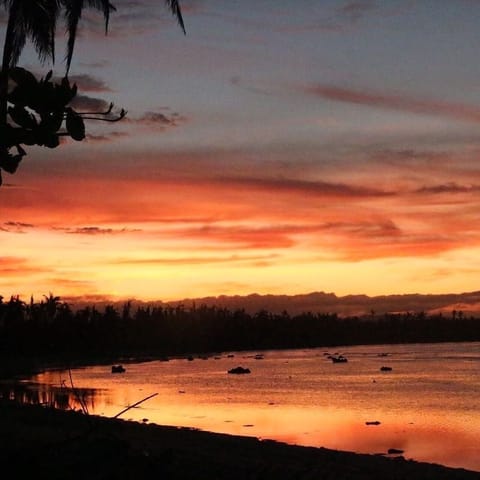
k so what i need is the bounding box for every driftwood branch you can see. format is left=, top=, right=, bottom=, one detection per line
left=68, top=368, right=90, bottom=415
left=113, top=392, right=158, bottom=419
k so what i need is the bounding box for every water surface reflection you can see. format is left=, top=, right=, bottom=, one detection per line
left=27, top=342, right=480, bottom=472
left=0, top=379, right=98, bottom=411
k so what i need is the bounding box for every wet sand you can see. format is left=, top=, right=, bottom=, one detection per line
left=1, top=402, right=478, bottom=479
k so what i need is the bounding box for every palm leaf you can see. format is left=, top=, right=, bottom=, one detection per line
left=165, top=0, right=185, bottom=34
left=2, top=0, right=185, bottom=72
left=62, top=0, right=83, bottom=74
left=63, top=0, right=115, bottom=73
left=4, top=0, right=59, bottom=68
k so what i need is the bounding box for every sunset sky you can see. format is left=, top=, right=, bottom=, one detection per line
left=2, top=0, right=480, bottom=302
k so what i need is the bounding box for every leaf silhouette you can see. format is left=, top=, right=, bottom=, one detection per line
left=8, top=105, right=37, bottom=129
left=65, top=108, right=85, bottom=140
left=0, top=150, right=23, bottom=174
left=9, top=67, right=38, bottom=90
left=41, top=111, right=64, bottom=133
left=40, top=133, right=60, bottom=148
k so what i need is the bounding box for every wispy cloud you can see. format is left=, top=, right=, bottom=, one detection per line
left=47, top=277, right=98, bottom=290
left=307, top=84, right=480, bottom=124
left=67, top=74, right=113, bottom=93
left=4, top=221, right=34, bottom=228
left=334, top=234, right=470, bottom=262
left=172, top=224, right=298, bottom=249
left=85, top=132, right=129, bottom=142
left=415, top=182, right=480, bottom=195
left=276, top=0, right=412, bottom=34
left=229, top=76, right=273, bottom=96
left=111, top=253, right=279, bottom=266
left=59, top=226, right=141, bottom=235
left=169, top=220, right=402, bottom=250
left=78, top=60, right=110, bottom=69
left=132, top=109, right=188, bottom=130
left=320, top=220, right=401, bottom=237
left=0, top=257, right=48, bottom=276
left=1, top=221, right=35, bottom=233
left=69, top=94, right=111, bottom=112
left=370, top=148, right=451, bottom=166
left=337, top=0, right=377, bottom=23
left=45, top=73, right=112, bottom=93
left=216, top=176, right=393, bottom=199
left=0, top=159, right=395, bottom=228
left=61, top=293, right=116, bottom=304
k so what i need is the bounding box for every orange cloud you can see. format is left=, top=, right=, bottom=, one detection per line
left=0, top=257, right=49, bottom=276
left=111, top=253, right=279, bottom=266
left=47, top=277, right=98, bottom=291
left=4, top=156, right=479, bottom=263
left=328, top=234, right=473, bottom=261
left=4, top=141, right=480, bottom=302
left=166, top=220, right=402, bottom=251
left=172, top=224, right=297, bottom=249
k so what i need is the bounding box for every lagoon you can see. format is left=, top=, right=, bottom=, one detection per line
left=25, top=342, right=480, bottom=472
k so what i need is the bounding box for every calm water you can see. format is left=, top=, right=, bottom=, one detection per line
left=27, top=342, right=480, bottom=471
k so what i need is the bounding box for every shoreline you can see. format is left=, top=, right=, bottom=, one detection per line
left=2, top=338, right=479, bottom=380
left=1, top=402, right=479, bottom=479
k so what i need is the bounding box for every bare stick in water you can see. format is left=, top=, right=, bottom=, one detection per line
left=112, top=393, right=159, bottom=419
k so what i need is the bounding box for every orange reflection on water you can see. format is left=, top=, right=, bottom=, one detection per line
left=32, top=344, right=480, bottom=474
left=35, top=380, right=479, bottom=472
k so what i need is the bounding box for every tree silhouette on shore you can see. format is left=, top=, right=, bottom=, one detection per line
left=1, top=294, right=478, bottom=376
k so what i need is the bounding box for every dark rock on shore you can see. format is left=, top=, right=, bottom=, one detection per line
left=228, top=366, right=251, bottom=374
left=111, top=365, right=126, bottom=373
left=330, top=355, right=348, bottom=363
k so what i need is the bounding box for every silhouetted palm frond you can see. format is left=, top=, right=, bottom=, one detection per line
left=165, top=0, right=185, bottom=34
left=2, top=0, right=60, bottom=68
left=2, top=0, right=185, bottom=72
left=62, top=0, right=116, bottom=73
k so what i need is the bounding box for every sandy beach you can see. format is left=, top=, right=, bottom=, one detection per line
left=1, top=402, right=478, bottom=480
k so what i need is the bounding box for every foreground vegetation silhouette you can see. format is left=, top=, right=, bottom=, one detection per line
left=0, top=0, right=185, bottom=184
left=0, top=66, right=126, bottom=184
left=1, top=294, right=478, bottom=376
